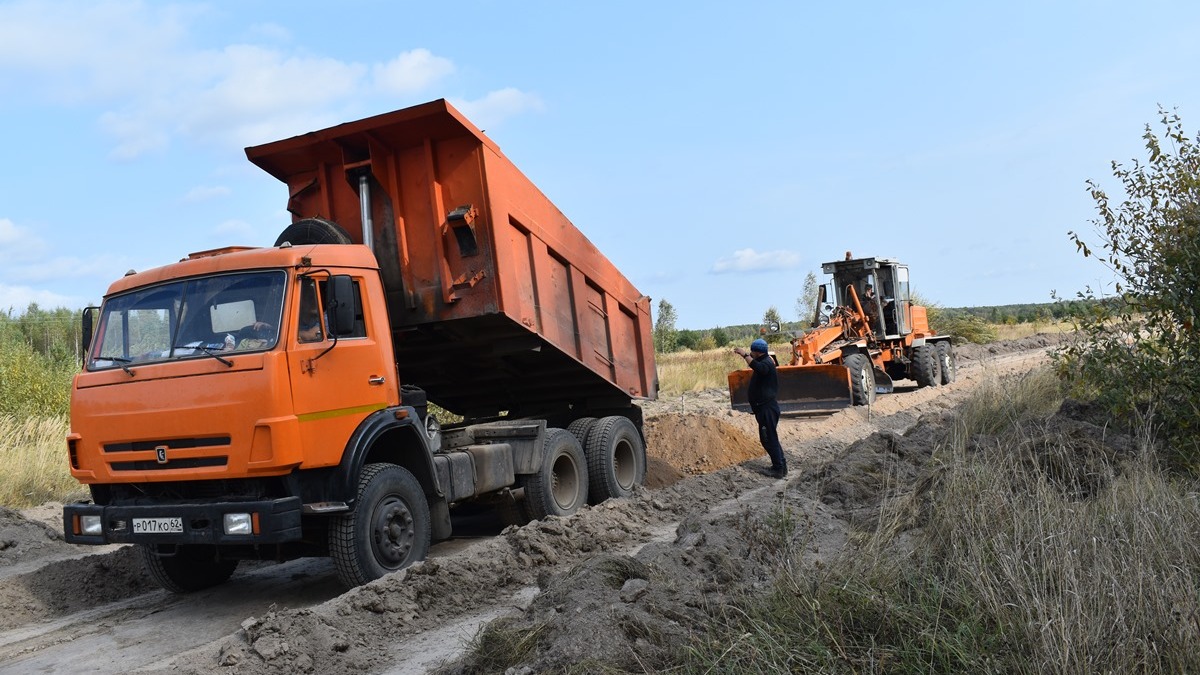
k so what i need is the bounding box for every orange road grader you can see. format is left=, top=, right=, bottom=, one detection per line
left=729, top=254, right=955, bottom=413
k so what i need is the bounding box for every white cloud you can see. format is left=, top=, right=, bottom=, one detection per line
left=373, top=49, right=455, bottom=95
left=452, top=88, right=545, bottom=130
left=0, top=3, right=469, bottom=157
left=0, top=1, right=201, bottom=102
left=182, top=185, right=232, bottom=203
left=247, top=22, right=292, bottom=44
left=0, top=217, right=48, bottom=256
left=9, top=253, right=130, bottom=284
left=0, top=218, right=129, bottom=295
left=711, top=248, right=802, bottom=274
left=0, top=283, right=81, bottom=312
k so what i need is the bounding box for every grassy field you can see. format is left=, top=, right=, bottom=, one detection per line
left=0, top=415, right=80, bottom=508
left=656, top=348, right=747, bottom=396
left=990, top=317, right=1073, bottom=341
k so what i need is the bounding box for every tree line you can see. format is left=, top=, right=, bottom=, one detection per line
left=0, top=305, right=82, bottom=418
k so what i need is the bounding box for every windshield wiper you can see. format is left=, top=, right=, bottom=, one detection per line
left=187, top=344, right=234, bottom=368
left=96, top=355, right=135, bottom=376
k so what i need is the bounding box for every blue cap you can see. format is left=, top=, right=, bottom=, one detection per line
left=750, top=339, right=769, bottom=353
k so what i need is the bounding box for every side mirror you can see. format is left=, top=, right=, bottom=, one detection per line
left=80, top=306, right=98, bottom=362
left=327, top=275, right=356, bottom=336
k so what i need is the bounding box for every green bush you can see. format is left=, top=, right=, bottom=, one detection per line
left=1054, top=107, right=1200, bottom=471
left=0, top=341, right=75, bottom=418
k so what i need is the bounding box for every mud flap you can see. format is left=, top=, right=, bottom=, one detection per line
left=728, top=364, right=853, bottom=414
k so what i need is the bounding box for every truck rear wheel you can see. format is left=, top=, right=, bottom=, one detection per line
left=330, top=463, right=431, bottom=587
left=274, top=217, right=353, bottom=246
left=912, top=344, right=940, bottom=388
left=844, top=353, right=876, bottom=406
left=523, top=429, right=588, bottom=520
left=585, top=416, right=646, bottom=504
left=567, top=417, right=597, bottom=448
left=140, top=544, right=238, bottom=593
left=937, top=342, right=956, bottom=384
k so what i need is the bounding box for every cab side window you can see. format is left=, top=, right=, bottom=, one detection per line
left=297, top=279, right=325, bottom=343
left=311, top=278, right=368, bottom=339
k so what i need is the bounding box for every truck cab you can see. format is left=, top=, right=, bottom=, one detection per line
left=65, top=244, right=442, bottom=591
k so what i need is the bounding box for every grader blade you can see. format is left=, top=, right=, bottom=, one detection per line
left=728, top=364, right=853, bottom=414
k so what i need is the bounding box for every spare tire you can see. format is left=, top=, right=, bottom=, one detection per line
left=274, top=218, right=353, bottom=246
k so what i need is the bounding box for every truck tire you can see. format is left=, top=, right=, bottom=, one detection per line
left=567, top=417, right=597, bottom=448
left=585, top=416, right=646, bottom=504
left=523, top=428, right=588, bottom=520
left=912, top=344, right=940, bottom=388
left=844, top=353, right=876, bottom=406
left=936, top=342, right=956, bottom=384
left=140, top=544, right=238, bottom=593
left=274, top=217, right=353, bottom=246
left=330, top=463, right=431, bottom=587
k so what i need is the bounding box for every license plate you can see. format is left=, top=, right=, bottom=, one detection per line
left=133, top=517, right=183, bottom=534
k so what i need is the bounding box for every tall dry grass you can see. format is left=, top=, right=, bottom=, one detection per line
left=677, top=368, right=1200, bottom=673
left=0, top=415, right=80, bottom=508
left=920, top=374, right=1200, bottom=673
left=656, top=347, right=747, bottom=396
left=991, top=318, right=1074, bottom=341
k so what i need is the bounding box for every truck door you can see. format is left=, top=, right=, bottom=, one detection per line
left=287, top=276, right=396, bottom=467
left=893, top=265, right=911, bottom=335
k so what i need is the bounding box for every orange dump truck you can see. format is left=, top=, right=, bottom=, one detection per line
left=63, top=99, right=656, bottom=591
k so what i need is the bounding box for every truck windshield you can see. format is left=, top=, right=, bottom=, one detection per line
left=88, top=271, right=286, bottom=371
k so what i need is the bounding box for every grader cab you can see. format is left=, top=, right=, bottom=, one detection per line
left=729, top=254, right=955, bottom=413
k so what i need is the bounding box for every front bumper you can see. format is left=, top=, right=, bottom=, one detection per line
left=63, top=497, right=302, bottom=546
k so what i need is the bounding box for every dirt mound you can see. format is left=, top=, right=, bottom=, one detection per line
left=442, top=497, right=848, bottom=674
left=644, top=413, right=763, bottom=486
left=0, top=545, right=154, bottom=631
left=181, top=467, right=773, bottom=675
left=807, top=411, right=950, bottom=526
left=0, top=505, right=75, bottom=568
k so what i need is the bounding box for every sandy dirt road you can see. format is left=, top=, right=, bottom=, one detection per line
left=0, top=335, right=1064, bottom=674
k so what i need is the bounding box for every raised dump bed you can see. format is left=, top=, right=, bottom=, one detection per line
left=246, top=100, right=655, bottom=417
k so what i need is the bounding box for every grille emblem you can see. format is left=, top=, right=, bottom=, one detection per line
left=155, top=446, right=168, bottom=464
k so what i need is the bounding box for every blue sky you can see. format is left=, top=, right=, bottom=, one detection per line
left=2, top=1, right=1198, bottom=329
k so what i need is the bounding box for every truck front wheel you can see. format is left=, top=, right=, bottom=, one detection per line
left=330, top=463, right=431, bottom=587
left=523, top=429, right=588, bottom=520
left=140, top=544, right=238, bottom=593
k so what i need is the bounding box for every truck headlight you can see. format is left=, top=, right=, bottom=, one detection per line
left=223, top=513, right=253, bottom=535
left=81, top=515, right=103, bottom=536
